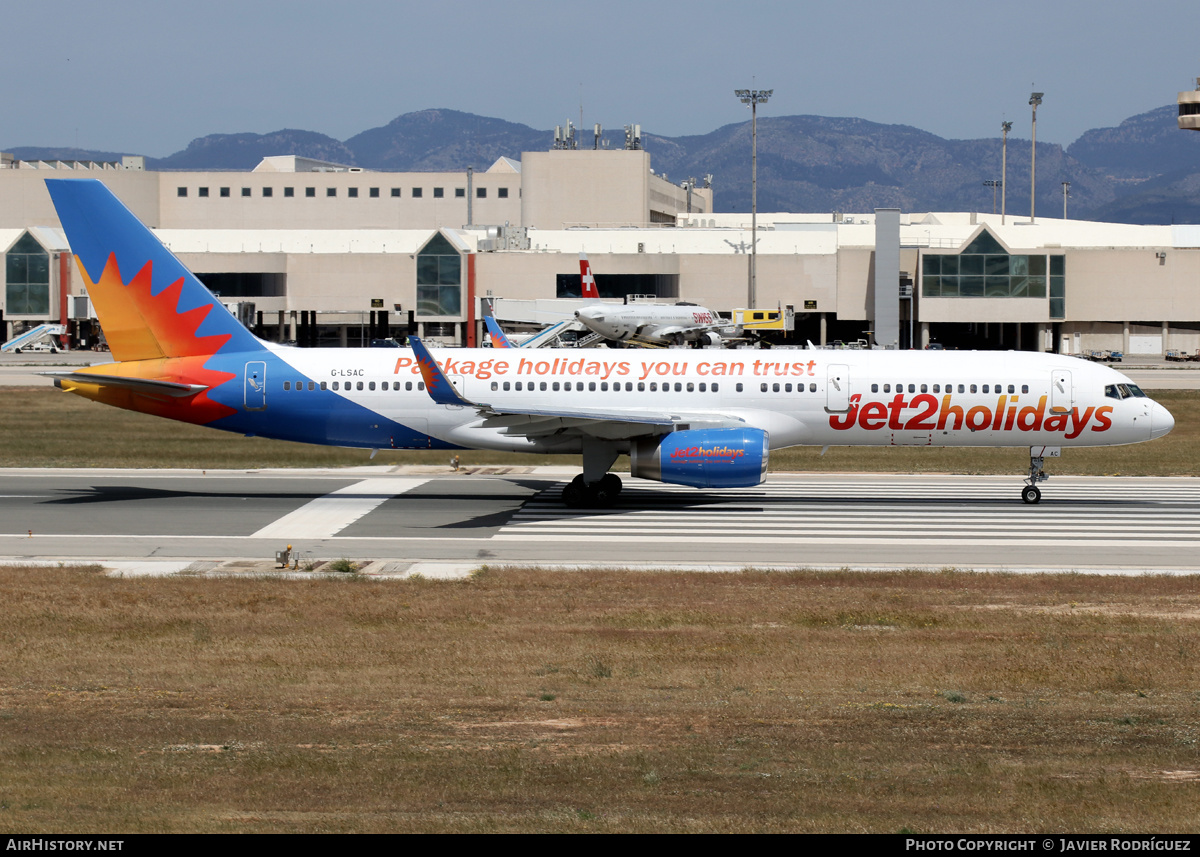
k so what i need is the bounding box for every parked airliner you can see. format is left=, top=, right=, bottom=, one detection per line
left=572, top=254, right=732, bottom=347
left=43, top=178, right=1174, bottom=507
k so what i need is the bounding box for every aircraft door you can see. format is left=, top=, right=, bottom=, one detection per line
left=1050, top=370, right=1073, bottom=414
left=826, top=364, right=850, bottom=413
left=244, top=361, right=267, bottom=410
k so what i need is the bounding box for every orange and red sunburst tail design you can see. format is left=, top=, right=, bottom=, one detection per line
left=46, top=178, right=263, bottom=424
left=408, top=336, right=470, bottom=406
left=47, top=178, right=260, bottom=360
left=79, top=254, right=234, bottom=363
left=416, top=353, right=444, bottom=394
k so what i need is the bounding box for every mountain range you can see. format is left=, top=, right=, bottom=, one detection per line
left=8, top=106, right=1200, bottom=224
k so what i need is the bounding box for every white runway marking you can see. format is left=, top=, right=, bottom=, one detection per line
left=494, top=478, right=1200, bottom=548
left=249, top=477, right=429, bottom=539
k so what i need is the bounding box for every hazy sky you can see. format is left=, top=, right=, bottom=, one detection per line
left=5, top=0, right=1197, bottom=155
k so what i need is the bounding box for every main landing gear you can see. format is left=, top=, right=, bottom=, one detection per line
left=1022, top=454, right=1049, bottom=504
left=563, top=440, right=623, bottom=508
left=563, top=473, right=623, bottom=508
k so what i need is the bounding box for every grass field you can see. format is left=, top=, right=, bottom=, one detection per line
left=2, top=386, right=1197, bottom=475
left=2, top=564, right=1199, bottom=833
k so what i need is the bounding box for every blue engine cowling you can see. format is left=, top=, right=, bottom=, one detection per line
left=630, top=428, right=769, bottom=489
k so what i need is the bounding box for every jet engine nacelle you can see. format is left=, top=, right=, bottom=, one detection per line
left=702, top=331, right=723, bottom=347
left=630, top=428, right=769, bottom=489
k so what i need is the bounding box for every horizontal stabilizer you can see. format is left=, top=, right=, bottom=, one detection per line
left=43, top=371, right=209, bottom=398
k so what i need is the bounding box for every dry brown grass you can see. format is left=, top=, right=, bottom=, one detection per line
left=2, top=386, right=1198, bottom=475
left=4, top=564, right=1200, bottom=832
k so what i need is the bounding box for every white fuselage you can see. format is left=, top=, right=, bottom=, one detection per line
left=573, top=302, right=722, bottom=345
left=269, top=344, right=1173, bottom=455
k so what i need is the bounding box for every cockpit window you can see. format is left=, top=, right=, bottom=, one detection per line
left=1106, top=383, right=1148, bottom=400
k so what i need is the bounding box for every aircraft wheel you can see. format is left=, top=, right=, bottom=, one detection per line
left=563, top=475, right=588, bottom=508
left=599, top=473, right=623, bottom=497
left=1021, top=485, right=1041, bottom=505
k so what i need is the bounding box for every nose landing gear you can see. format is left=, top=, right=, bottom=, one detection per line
left=1022, top=447, right=1058, bottom=504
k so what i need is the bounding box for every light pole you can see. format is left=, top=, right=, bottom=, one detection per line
left=1001, top=120, right=1012, bottom=225
left=1029, top=92, right=1043, bottom=223
left=983, top=180, right=1001, bottom=214
left=735, top=88, right=772, bottom=309
left=1061, top=181, right=1070, bottom=219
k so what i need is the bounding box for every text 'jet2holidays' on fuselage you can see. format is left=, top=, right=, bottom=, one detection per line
left=42, top=178, right=1174, bottom=507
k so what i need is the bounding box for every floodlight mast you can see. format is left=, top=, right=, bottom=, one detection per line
left=1001, top=121, right=1013, bottom=225
left=1029, top=93, right=1043, bottom=223
left=735, top=88, right=772, bottom=309
left=983, top=179, right=1001, bottom=214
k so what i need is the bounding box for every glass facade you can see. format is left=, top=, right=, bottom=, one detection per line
left=416, top=233, right=462, bottom=317
left=5, top=233, right=50, bottom=315
left=922, top=230, right=1064, bottom=305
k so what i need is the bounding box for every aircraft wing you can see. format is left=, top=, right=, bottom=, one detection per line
left=409, top=336, right=743, bottom=439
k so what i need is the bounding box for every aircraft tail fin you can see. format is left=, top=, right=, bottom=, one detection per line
left=45, top=178, right=263, bottom=363
left=484, top=315, right=517, bottom=348
left=580, top=252, right=599, bottom=299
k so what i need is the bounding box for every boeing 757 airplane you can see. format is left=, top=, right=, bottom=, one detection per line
left=42, top=178, right=1174, bottom=507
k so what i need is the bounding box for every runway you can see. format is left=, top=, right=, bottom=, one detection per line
left=2, top=467, right=1199, bottom=574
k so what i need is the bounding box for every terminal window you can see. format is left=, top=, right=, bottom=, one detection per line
left=5, top=232, right=50, bottom=314
left=433, top=187, right=444, bottom=198
left=262, top=187, right=273, bottom=197
left=412, top=188, right=423, bottom=198
left=391, top=188, right=401, bottom=197
left=242, top=188, right=251, bottom=197
left=369, top=187, right=380, bottom=198
left=498, top=187, right=509, bottom=198
left=220, top=187, right=230, bottom=197
left=416, top=233, right=461, bottom=317
left=198, top=187, right=209, bottom=198
left=177, top=187, right=187, bottom=197
left=284, top=187, right=295, bottom=198
left=306, top=187, right=316, bottom=197
left=476, top=188, right=487, bottom=199
left=348, top=187, right=358, bottom=198
left=327, top=188, right=337, bottom=197
left=922, top=229, right=1058, bottom=300
left=455, top=188, right=465, bottom=198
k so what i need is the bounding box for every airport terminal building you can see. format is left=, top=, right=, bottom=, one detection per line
left=2, top=146, right=1199, bottom=356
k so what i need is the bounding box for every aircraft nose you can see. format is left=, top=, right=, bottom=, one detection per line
left=1151, top=400, right=1175, bottom=440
